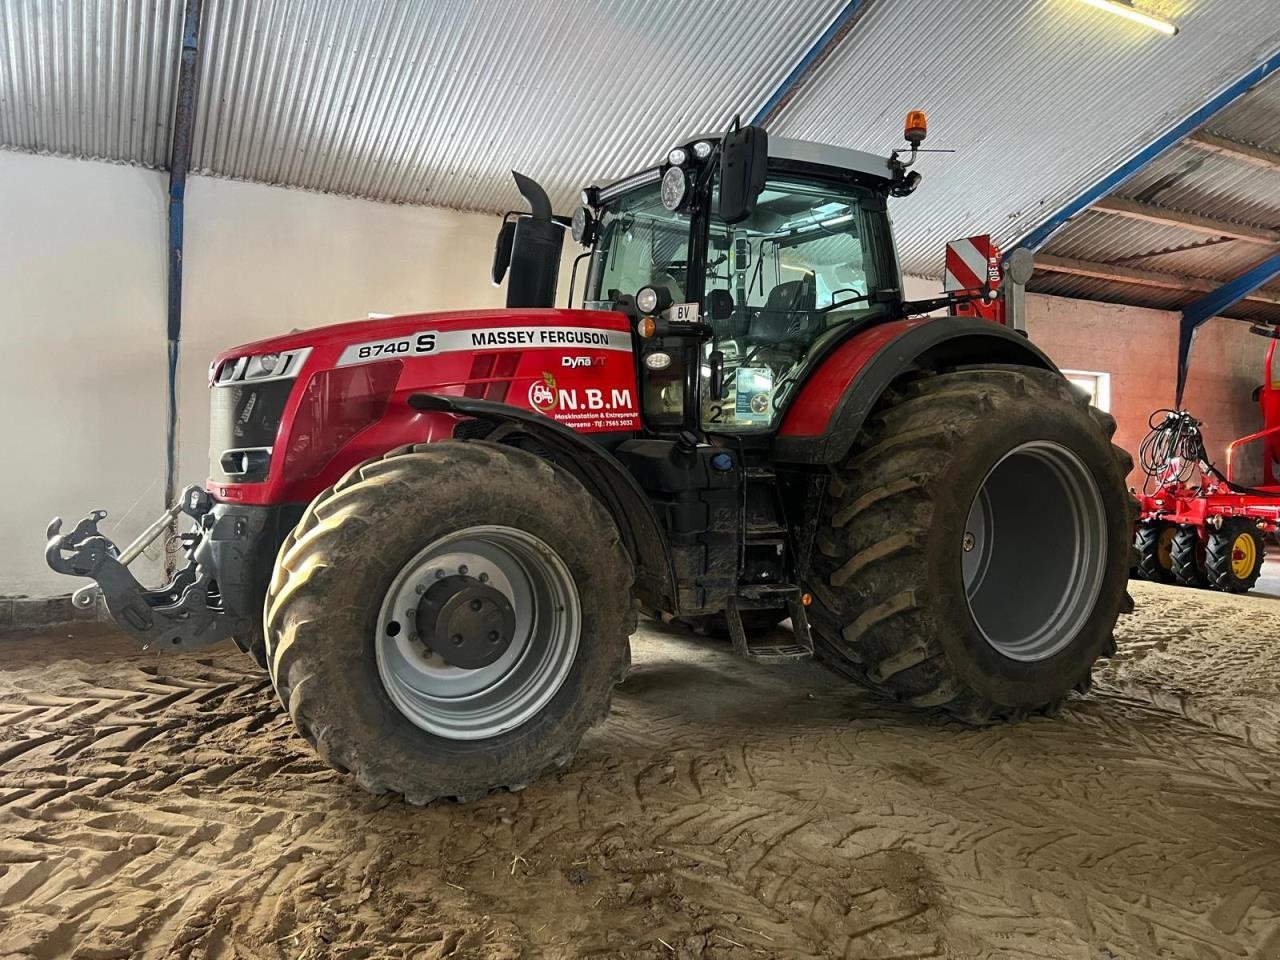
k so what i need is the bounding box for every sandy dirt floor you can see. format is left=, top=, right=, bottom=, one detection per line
left=2, top=581, right=1279, bottom=959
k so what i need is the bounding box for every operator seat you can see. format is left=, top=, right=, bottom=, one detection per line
left=747, top=274, right=816, bottom=348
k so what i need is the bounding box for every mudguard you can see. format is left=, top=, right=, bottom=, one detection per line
left=773, top=316, right=1057, bottom=465
left=408, top=393, right=678, bottom=610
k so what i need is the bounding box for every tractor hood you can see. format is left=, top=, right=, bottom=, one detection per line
left=210, top=307, right=631, bottom=375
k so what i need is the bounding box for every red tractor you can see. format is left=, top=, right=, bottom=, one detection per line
left=1133, top=337, right=1280, bottom=594
left=46, top=117, right=1133, bottom=803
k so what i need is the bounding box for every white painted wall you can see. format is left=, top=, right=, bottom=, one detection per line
left=0, top=152, right=1263, bottom=596
left=0, top=153, right=168, bottom=595
left=0, top=152, right=529, bottom=595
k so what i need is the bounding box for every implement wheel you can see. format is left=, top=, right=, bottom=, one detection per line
left=808, top=367, right=1134, bottom=723
left=1205, top=519, right=1265, bottom=593
left=1170, top=524, right=1205, bottom=588
left=264, top=442, right=634, bottom=803
left=1134, top=520, right=1176, bottom=583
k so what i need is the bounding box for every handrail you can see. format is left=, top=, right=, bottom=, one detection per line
left=1226, top=423, right=1280, bottom=483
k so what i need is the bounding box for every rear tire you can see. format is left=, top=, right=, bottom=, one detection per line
left=1171, top=524, right=1205, bottom=588
left=1134, top=520, right=1176, bottom=584
left=807, top=367, right=1133, bottom=723
left=263, top=441, right=634, bottom=803
left=1205, top=519, right=1264, bottom=593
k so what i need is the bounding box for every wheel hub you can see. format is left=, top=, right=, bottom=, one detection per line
left=374, top=525, right=581, bottom=741
left=1232, top=533, right=1256, bottom=579
left=418, top=575, right=516, bottom=669
left=962, top=441, right=1107, bottom=662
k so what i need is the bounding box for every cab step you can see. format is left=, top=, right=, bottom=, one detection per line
left=725, top=588, right=813, bottom=664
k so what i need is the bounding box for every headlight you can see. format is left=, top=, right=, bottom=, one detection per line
left=644, top=351, right=672, bottom=371
left=661, top=166, right=687, bottom=211
left=216, top=347, right=311, bottom=384
left=692, top=140, right=712, bottom=159
left=667, top=147, right=687, bottom=166
left=636, top=286, right=660, bottom=314
left=571, top=205, right=594, bottom=245
left=245, top=353, right=280, bottom=379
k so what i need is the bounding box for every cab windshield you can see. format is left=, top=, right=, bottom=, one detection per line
left=585, top=180, right=690, bottom=308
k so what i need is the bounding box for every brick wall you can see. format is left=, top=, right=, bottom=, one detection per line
left=1024, top=293, right=1264, bottom=488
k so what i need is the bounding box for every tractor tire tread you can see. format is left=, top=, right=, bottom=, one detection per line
left=264, top=441, right=634, bottom=804
left=807, top=366, right=1131, bottom=724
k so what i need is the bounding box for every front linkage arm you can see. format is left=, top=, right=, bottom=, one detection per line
left=45, top=486, right=257, bottom=651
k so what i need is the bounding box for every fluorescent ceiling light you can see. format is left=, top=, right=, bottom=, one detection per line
left=1075, top=0, right=1178, bottom=35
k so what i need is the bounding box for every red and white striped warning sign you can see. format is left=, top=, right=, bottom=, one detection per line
left=944, top=235, right=1000, bottom=292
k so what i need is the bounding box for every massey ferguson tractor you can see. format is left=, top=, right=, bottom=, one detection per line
left=46, top=115, right=1134, bottom=803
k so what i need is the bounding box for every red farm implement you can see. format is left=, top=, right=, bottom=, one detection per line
left=1133, top=338, right=1280, bottom=593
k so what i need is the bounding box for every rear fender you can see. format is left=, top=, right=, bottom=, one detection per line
left=408, top=394, right=677, bottom=610
left=773, top=317, right=1057, bottom=465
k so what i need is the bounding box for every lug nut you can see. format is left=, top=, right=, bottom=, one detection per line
left=458, top=564, right=469, bottom=575
left=488, top=631, right=500, bottom=643
left=478, top=572, right=489, bottom=583
left=415, top=584, right=426, bottom=594
left=471, top=599, right=483, bottom=611
left=451, top=634, right=463, bottom=645
left=963, top=532, right=976, bottom=552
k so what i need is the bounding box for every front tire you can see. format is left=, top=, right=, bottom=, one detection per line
left=264, top=442, right=634, bottom=803
left=808, top=367, right=1133, bottom=723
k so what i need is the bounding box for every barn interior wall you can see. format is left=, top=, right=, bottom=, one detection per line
left=0, top=151, right=1261, bottom=595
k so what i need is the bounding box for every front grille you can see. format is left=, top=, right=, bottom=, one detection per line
left=209, top=380, right=293, bottom=483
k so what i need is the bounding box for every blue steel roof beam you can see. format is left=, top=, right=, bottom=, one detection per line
left=1011, top=48, right=1280, bottom=257
left=1176, top=251, right=1280, bottom=406
left=751, top=1, right=871, bottom=127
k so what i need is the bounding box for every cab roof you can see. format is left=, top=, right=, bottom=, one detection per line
left=596, top=136, right=894, bottom=203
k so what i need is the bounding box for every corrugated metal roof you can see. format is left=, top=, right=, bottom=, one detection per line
left=1116, top=141, right=1280, bottom=227
left=189, top=0, right=852, bottom=212
left=1205, top=61, right=1280, bottom=152
left=767, top=0, right=1280, bottom=276
left=0, top=0, right=182, bottom=166
left=1032, top=62, right=1280, bottom=324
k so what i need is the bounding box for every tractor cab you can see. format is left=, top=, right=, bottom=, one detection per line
left=574, top=127, right=910, bottom=437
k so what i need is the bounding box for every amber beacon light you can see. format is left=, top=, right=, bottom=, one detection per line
left=904, top=110, right=928, bottom=147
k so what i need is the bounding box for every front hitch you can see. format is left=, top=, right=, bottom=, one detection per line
left=44, top=486, right=255, bottom=651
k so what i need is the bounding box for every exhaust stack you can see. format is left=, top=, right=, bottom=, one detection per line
left=504, top=171, right=563, bottom=309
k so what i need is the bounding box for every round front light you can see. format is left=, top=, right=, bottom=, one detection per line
left=692, top=140, right=712, bottom=159
left=644, top=351, right=672, bottom=371
left=636, top=286, right=660, bottom=314
left=667, top=147, right=688, bottom=166
left=661, top=166, right=687, bottom=211
left=570, top=207, right=588, bottom=245
left=248, top=353, right=280, bottom=377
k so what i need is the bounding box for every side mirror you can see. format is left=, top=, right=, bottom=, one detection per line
left=491, top=219, right=516, bottom=286
left=718, top=124, right=768, bottom=224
